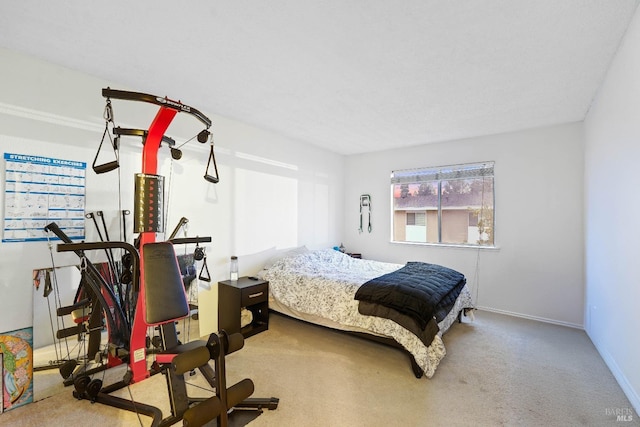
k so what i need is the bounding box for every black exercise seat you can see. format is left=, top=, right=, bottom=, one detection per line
left=141, top=242, right=222, bottom=426
left=143, top=242, right=209, bottom=366
left=142, top=242, right=275, bottom=427
left=143, top=241, right=190, bottom=325
left=143, top=242, right=263, bottom=427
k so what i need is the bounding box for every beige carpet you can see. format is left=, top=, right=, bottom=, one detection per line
left=2, top=310, right=637, bottom=426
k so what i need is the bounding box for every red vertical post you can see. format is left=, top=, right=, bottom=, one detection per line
left=129, top=106, right=177, bottom=383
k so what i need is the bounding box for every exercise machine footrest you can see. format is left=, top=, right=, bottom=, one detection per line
left=236, top=396, right=280, bottom=411
left=226, top=378, right=255, bottom=409
left=172, top=345, right=211, bottom=375
left=183, top=395, right=222, bottom=427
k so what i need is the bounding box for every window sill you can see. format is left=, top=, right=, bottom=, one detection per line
left=390, top=240, right=499, bottom=250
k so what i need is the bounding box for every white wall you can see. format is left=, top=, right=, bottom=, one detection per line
left=344, top=122, right=585, bottom=327
left=583, top=6, right=640, bottom=413
left=0, top=47, right=344, bottom=339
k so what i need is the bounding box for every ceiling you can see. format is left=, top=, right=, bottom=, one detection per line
left=0, top=1, right=638, bottom=155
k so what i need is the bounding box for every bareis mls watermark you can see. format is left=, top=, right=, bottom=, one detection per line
left=605, top=407, right=635, bottom=422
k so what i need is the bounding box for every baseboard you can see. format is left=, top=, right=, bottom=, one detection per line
left=587, top=331, right=640, bottom=415
left=476, top=306, right=584, bottom=329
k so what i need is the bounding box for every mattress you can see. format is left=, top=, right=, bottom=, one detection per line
left=262, top=248, right=473, bottom=378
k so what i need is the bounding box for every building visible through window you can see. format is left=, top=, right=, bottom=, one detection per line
left=391, top=162, right=494, bottom=246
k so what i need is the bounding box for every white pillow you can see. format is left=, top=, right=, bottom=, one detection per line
left=237, top=247, right=277, bottom=276
left=263, top=245, right=309, bottom=269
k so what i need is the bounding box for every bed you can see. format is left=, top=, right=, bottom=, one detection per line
left=258, top=247, right=474, bottom=378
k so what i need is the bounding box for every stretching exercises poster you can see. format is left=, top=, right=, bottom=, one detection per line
left=2, top=153, right=86, bottom=242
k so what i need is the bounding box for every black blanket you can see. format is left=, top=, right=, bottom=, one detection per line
left=354, top=262, right=466, bottom=330
left=358, top=301, right=440, bottom=346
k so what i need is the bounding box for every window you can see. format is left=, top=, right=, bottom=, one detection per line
left=406, top=212, right=425, bottom=226
left=391, top=161, right=494, bottom=246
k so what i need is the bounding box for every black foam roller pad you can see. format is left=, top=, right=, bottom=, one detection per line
left=183, top=396, right=222, bottom=427
left=172, top=345, right=211, bottom=375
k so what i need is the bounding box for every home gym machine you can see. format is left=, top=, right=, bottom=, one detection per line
left=46, top=88, right=278, bottom=426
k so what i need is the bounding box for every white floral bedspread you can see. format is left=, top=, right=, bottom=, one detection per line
left=264, top=249, right=473, bottom=378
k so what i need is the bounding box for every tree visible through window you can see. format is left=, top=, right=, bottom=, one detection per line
left=391, top=162, right=494, bottom=246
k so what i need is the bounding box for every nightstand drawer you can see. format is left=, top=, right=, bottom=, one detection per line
left=241, top=282, right=268, bottom=306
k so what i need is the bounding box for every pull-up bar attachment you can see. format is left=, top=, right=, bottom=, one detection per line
left=102, top=88, right=212, bottom=128
left=100, top=87, right=219, bottom=183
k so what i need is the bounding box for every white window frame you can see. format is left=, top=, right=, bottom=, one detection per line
left=390, top=161, right=495, bottom=248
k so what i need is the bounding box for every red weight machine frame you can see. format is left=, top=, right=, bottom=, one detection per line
left=102, top=88, right=212, bottom=383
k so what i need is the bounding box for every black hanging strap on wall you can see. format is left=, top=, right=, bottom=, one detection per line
left=359, top=194, right=372, bottom=233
